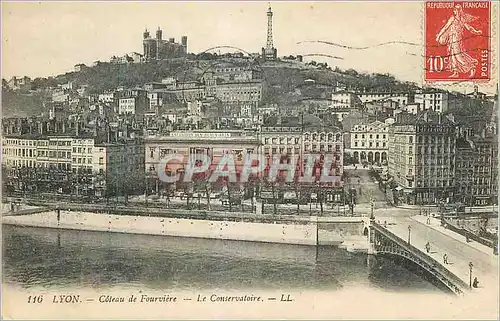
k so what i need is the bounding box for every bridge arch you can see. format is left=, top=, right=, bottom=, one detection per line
left=370, top=223, right=468, bottom=295
left=374, top=248, right=460, bottom=294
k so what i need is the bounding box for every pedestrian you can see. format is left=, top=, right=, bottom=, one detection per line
left=473, top=277, right=479, bottom=288
left=425, top=242, right=431, bottom=253
left=426, top=216, right=431, bottom=225
left=443, top=254, right=448, bottom=264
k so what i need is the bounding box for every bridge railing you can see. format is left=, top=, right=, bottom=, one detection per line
left=372, top=221, right=470, bottom=291
left=444, top=221, right=496, bottom=249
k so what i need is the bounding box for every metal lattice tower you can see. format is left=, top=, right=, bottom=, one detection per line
left=266, top=5, right=273, bottom=49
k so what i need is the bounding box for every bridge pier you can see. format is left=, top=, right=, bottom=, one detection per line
left=366, top=253, right=376, bottom=268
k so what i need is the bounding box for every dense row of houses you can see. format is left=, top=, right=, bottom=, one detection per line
left=2, top=101, right=498, bottom=206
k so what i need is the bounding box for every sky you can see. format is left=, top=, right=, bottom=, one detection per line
left=1, top=1, right=497, bottom=94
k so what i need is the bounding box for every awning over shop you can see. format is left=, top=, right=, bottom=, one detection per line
left=395, top=186, right=403, bottom=191
left=403, top=189, right=414, bottom=193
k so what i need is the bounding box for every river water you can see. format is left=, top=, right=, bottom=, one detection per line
left=2, top=225, right=442, bottom=293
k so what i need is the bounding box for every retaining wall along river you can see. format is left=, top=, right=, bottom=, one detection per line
left=2, top=208, right=368, bottom=247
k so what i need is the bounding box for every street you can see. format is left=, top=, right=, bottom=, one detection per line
left=344, top=167, right=387, bottom=205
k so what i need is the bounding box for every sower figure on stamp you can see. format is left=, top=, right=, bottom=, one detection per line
left=436, top=4, right=482, bottom=78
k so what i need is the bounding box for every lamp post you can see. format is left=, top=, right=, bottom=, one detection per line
left=407, top=225, right=412, bottom=244
left=469, top=261, right=473, bottom=288
left=370, top=198, right=374, bottom=220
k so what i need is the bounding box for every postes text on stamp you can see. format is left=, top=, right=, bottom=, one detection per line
left=425, top=1, right=491, bottom=81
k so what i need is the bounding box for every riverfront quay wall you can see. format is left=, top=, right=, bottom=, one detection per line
left=2, top=209, right=368, bottom=246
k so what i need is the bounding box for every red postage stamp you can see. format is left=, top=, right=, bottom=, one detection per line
left=425, top=1, right=491, bottom=81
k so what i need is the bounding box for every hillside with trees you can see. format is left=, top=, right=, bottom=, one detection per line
left=1, top=56, right=431, bottom=118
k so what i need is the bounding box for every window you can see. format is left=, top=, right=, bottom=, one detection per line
left=409, top=157, right=413, bottom=165
left=409, top=136, right=413, bottom=144
left=99, top=157, right=104, bottom=165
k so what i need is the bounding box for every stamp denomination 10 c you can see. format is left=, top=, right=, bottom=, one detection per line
left=425, top=1, right=491, bottom=82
